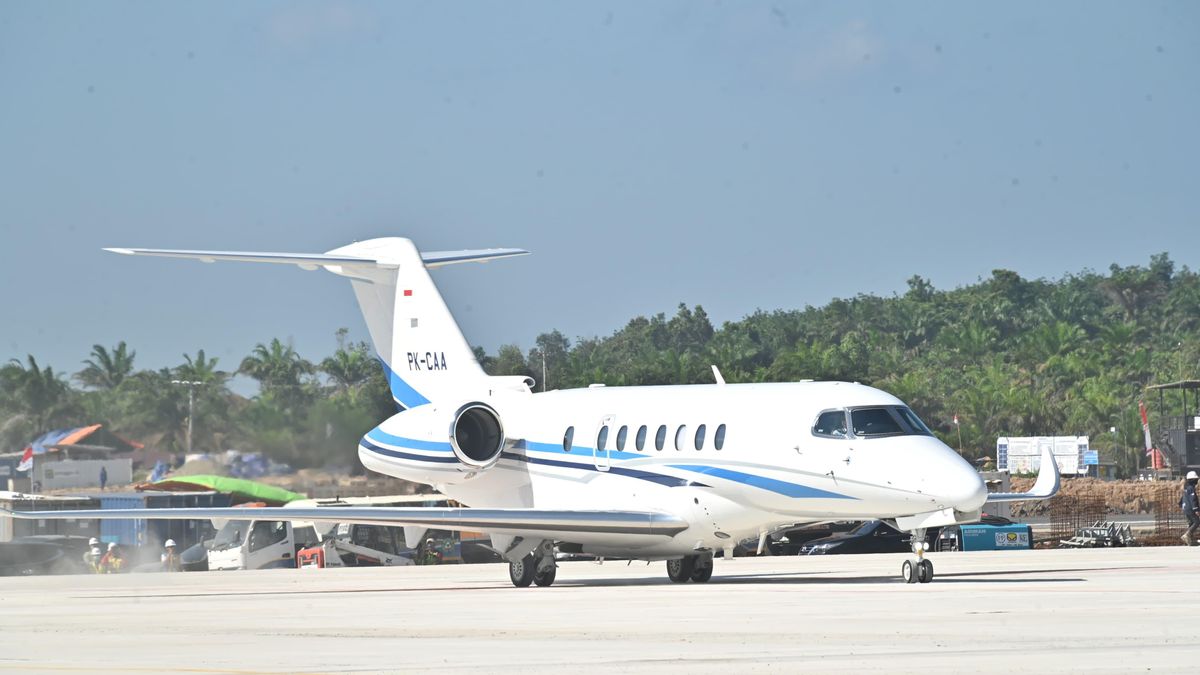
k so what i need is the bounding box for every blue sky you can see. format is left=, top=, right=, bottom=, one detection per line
left=1, top=2, right=1197, bottom=385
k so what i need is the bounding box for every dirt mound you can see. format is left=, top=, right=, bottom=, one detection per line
left=1009, top=477, right=1175, bottom=517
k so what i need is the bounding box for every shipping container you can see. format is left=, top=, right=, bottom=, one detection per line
left=0, top=495, right=101, bottom=542
left=97, top=492, right=230, bottom=548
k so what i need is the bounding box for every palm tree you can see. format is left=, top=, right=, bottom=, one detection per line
left=239, top=338, right=315, bottom=393
left=175, top=349, right=227, bottom=386
left=320, top=342, right=376, bottom=393
left=76, top=342, right=136, bottom=390
left=0, top=356, right=81, bottom=449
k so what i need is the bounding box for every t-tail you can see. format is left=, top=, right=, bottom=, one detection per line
left=104, top=237, right=530, bottom=408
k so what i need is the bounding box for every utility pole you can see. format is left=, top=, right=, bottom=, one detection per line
left=171, top=380, right=201, bottom=455
left=541, top=351, right=547, bottom=393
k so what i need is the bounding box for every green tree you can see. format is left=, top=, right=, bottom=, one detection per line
left=75, top=342, right=136, bottom=390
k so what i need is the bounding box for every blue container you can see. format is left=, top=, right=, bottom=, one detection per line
left=960, top=524, right=1033, bottom=551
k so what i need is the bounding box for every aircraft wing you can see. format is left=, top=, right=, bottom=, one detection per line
left=0, top=506, right=688, bottom=539
left=103, top=247, right=530, bottom=269
left=985, top=444, right=1061, bottom=503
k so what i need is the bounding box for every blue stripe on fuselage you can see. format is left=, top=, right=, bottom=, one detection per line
left=669, top=465, right=857, bottom=499
left=360, top=438, right=458, bottom=463
left=366, top=429, right=452, bottom=452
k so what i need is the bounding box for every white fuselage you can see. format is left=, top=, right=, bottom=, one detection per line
left=358, top=380, right=988, bottom=558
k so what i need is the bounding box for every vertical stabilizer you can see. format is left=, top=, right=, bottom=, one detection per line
left=104, top=237, right=529, bottom=409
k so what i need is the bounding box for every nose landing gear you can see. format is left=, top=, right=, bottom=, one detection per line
left=901, top=528, right=934, bottom=584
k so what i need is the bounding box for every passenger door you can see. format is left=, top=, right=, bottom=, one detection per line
left=806, top=409, right=854, bottom=481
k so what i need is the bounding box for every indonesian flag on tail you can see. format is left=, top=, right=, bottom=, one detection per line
left=16, top=446, right=33, bottom=472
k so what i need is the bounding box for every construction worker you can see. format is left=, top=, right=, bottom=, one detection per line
left=421, top=537, right=442, bottom=565
left=83, top=537, right=101, bottom=568
left=99, top=542, right=125, bottom=573
left=161, top=539, right=182, bottom=572
left=86, top=545, right=104, bottom=573
left=1183, top=471, right=1200, bottom=546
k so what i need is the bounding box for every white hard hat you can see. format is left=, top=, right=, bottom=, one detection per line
left=91, top=546, right=102, bottom=555
left=165, top=539, right=177, bottom=548
left=88, top=537, right=99, bottom=546
left=107, top=542, right=118, bottom=550
left=1188, top=471, right=1199, bottom=481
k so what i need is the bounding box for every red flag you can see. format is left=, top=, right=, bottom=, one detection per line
left=16, top=446, right=33, bottom=472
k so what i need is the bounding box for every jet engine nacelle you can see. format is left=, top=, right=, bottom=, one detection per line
left=447, top=401, right=505, bottom=470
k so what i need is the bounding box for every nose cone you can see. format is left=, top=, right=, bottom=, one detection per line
left=937, top=460, right=988, bottom=511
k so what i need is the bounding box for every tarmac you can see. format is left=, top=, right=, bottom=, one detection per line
left=1, top=547, right=1199, bottom=674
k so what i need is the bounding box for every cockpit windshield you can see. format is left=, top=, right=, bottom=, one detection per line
left=812, top=406, right=933, bottom=439
left=850, top=406, right=933, bottom=438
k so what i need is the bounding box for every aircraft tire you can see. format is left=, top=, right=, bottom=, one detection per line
left=533, top=564, right=557, bottom=587
left=690, top=560, right=713, bottom=583
left=666, top=556, right=695, bottom=583
left=917, top=559, right=933, bottom=584
left=509, top=555, right=536, bottom=587
left=901, top=559, right=917, bottom=584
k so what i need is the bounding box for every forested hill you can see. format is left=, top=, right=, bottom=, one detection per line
left=2, top=255, right=1196, bottom=476
left=480, top=253, right=1198, bottom=474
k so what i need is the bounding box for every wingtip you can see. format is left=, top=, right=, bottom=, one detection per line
left=104, top=247, right=135, bottom=255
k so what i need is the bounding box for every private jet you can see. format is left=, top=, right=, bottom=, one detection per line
left=4, top=237, right=1058, bottom=586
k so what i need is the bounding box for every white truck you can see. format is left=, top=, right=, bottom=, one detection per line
left=205, top=518, right=321, bottom=570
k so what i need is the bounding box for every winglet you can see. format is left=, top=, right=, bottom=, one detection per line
left=986, top=443, right=1061, bottom=503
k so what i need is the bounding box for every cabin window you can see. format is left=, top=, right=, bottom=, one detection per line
left=655, top=425, right=667, bottom=451
left=636, top=425, right=648, bottom=451
left=616, top=425, right=628, bottom=451
left=715, top=424, right=726, bottom=450
left=597, top=425, right=609, bottom=450
left=563, top=426, right=574, bottom=452
left=812, top=410, right=849, bottom=438
left=850, top=407, right=904, bottom=437
left=674, top=425, right=688, bottom=451
left=694, top=424, right=706, bottom=450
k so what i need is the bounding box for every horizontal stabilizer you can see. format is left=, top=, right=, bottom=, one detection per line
left=0, top=506, right=688, bottom=538
left=986, top=444, right=1061, bottom=503
left=104, top=246, right=529, bottom=270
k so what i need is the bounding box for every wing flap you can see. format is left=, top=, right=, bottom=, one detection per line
left=1, top=506, right=688, bottom=538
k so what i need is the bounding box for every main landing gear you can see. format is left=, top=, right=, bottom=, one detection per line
left=666, top=553, right=713, bottom=583
left=900, top=528, right=934, bottom=584
left=508, top=540, right=557, bottom=588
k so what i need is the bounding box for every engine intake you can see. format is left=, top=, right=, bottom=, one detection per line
left=449, top=402, right=505, bottom=469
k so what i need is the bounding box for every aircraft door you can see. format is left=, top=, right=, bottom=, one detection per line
left=807, top=409, right=854, bottom=481
left=593, top=415, right=615, bottom=472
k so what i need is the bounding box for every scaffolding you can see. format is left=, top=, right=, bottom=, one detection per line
left=1047, top=494, right=1107, bottom=541
left=1147, top=484, right=1185, bottom=546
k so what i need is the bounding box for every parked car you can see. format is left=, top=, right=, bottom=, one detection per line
left=798, top=520, right=936, bottom=555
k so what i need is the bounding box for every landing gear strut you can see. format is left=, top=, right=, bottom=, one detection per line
left=900, top=528, right=933, bottom=584
left=666, top=553, right=713, bottom=583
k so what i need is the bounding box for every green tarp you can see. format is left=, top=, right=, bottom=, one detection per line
left=149, top=475, right=306, bottom=505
